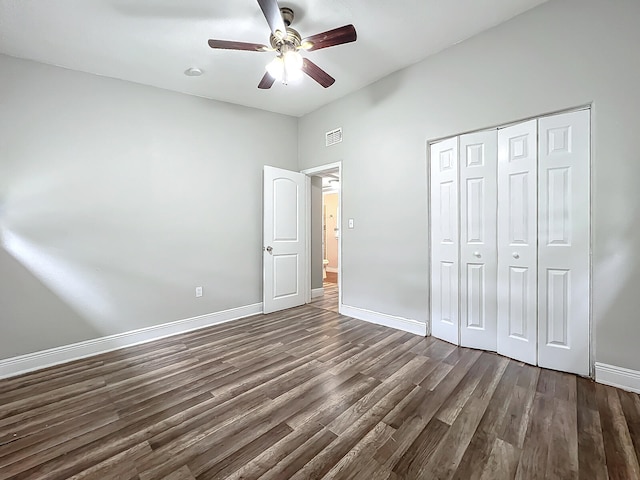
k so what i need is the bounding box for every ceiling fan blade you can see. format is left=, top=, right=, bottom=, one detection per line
left=208, top=39, right=269, bottom=52
left=258, top=72, right=276, bottom=89
left=302, top=25, right=357, bottom=51
left=302, top=58, right=335, bottom=88
left=257, top=0, right=286, bottom=38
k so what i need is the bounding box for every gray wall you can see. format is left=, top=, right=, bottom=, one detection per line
left=298, top=0, right=640, bottom=371
left=310, top=176, right=324, bottom=290
left=0, top=55, right=298, bottom=359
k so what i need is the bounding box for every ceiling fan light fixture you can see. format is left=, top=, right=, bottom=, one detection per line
left=207, top=1, right=357, bottom=89
left=266, top=50, right=303, bottom=84
left=266, top=56, right=284, bottom=80
left=285, top=67, right=303, bottom=83
left=284, top=50, right=303, bottom=71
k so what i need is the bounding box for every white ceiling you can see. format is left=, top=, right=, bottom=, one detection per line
left=0, top=0, right=548, bottom=117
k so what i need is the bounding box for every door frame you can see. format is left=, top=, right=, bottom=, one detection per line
left=426, top=104, right=594, bottom=377
left=301, top=161, right=343, bottom=312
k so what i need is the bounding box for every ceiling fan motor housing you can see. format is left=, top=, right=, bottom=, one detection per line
left=270, top=27, right=302, bottom=51
left=268, top=7, right=300, bottom=52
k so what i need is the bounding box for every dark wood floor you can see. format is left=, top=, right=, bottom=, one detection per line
left=310, top=281, right=339, bottom=313
left=1, top=298, right=639, bottom=479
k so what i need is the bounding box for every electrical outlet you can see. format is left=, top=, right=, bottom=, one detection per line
left=195, top=286, right=203, bottom=297
left=348, top=218, right=354, bottom=229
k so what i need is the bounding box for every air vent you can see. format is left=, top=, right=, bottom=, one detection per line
left=325, top=127, right=343, bottom=147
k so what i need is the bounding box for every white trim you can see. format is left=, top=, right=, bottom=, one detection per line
left=301, top=162, right=342, bottom=176
left=305, top=174, right=312, bottom=304
left=326, top=267, right=338, bottom=273
left=337, top=164, right=343, bottom=314
left=311, top=288, right=324, bottom=299
left=427, top=104, right=593, bottom=146
left=340, top=304, right=427, bottom=337
left=595, top=362, right=640, bottom=394
left=0, top=303, right=263, bottom=380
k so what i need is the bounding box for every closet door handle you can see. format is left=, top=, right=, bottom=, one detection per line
left=473, top=251, right=481, bottom=258
left=512, top=252, right=520, bottom=259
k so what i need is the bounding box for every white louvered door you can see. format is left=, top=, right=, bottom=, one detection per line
left=459, top=130, right=498, bottom=352
left=430, top=138, right=460, bottom=345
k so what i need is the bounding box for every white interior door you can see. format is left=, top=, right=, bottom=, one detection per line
left=497, top=120, right=538, bottom=365
left=537, top=110, right=590, bottom=375
left=430, top=138, right=460, bottom=345
left=459, top=130, right=498, bottom=351
left=263, top=165, right=307, bottom=314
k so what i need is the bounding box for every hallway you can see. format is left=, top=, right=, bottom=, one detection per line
left=310, top=280, right=338, bottom=313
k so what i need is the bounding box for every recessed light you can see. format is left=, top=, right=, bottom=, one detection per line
left=184, top=67, right=203, bottom=77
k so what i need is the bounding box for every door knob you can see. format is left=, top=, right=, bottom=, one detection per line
left=265, top=246, right=273, bottom=254
left=512, top=252, right=520, bottom=259
left=473, top=251, right=481, bottom=258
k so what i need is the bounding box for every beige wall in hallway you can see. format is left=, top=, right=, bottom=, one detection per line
left=324, top=193, right=339, bottom=270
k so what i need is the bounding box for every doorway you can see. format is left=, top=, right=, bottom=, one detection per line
left=302, top=162, right=341, bottom=314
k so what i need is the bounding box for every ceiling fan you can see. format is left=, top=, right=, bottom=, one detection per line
left=207, top=0, right=357, bottom=89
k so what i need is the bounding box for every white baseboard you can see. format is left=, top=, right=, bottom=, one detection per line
left=595, top=362, right=640, bottom=394
left=340, top=304, right=427, bottom=337
left=326, top=267, right=338, bottom=273
left=311, top=288, right=324, bottom=299
left=0, top=303, right=263, bottom=380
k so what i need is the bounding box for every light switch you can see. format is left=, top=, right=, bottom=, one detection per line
left=348, top=218, right=354, bottom=229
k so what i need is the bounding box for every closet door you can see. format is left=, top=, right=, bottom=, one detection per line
left=430, top=138, right=459, bottom=345
left=497, top=120, right=538, bottom=365
left=537, top=110, right=590, bottom=375
left=459, top=130, right=498, bottom=351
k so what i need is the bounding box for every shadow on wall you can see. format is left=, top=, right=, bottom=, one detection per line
left=365, top=67, right=408, bottom=108
left=0, top=244, right=102, bottom=360
left=0, top=219, right=214, bottom=360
